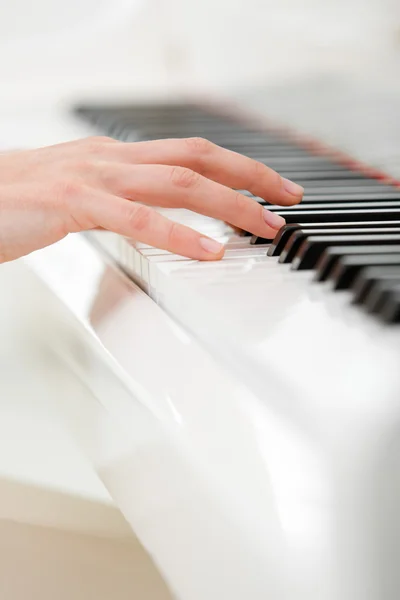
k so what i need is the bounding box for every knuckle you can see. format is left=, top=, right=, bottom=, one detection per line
left=251, top=159, right=282, bottom=191
left=184, top=137, right=212, bottom=155
left=85, top=136, right=115, bottom=153
left=127, top=204, right=152, bottom=233
left=170, top=166, right=201, bottom=189
left=233, top=190, right=249, bottom=212
left=74, top=158, right=95, bottom=173
left=167, top=221, right=183, bottom=248
left=275, top=170, right=284, bottom=188
left=51, top=179, right=82, bottom=204
left=270, top=168, right=283, bottom=189
left=252, top=159, right=267, bottom=180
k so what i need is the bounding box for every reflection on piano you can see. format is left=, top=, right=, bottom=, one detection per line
left=24, top=99, right=400, bottom=600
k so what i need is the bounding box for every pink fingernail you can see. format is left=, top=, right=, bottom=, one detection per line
left=263, top=209, right=286, bottom=229
left=282, top=177, right=304, bottom=197
left=199, top=237, right=224, bottom=254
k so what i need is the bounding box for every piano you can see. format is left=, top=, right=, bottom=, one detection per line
left=20, top=94, right=400, bottom=600
left=3, top=0, right=400, bottom=598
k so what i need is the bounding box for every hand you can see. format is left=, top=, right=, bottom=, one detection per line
left=0, top=136, right=303, bottom=263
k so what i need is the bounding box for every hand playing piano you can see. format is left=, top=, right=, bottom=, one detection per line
left=0, top=136, right=303, bottom=263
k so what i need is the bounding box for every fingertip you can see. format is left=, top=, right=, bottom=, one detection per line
left=282, top=177, right=304, bottom=200
left=263, top=208, right=286, bottom=230
left=199, top=237, right=225, bottom=260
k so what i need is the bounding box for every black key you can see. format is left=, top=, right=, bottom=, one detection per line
left=263, top=221, right=400, bottom=255
left=266, top=201, right=400, bottom=211
left=252, top=155, right=334, bottom=166
left=352, top=266, right=400, bottom=305
left=269, top=208, right=400, bottom=224
left=151, top=131, right=288, bottom=144
left=215, top=137, right=297, bottom=148
left=304, top=184, right=398, bottom=194
left=315, top=245, right=400, bottom=281
left=264, top=159, right=345, bottom=171
left=231, top=146, right=313, bottom=156
left=274, top=170, right=366, bottom=181
left=300, top=192, right=400, bottom=203
left=329, top=254, right=400, bottom=290
left=250, top=193, right=400, bottom=205
left=365, top=280, right=400, bottom=314
left=217, top=140, right=302, bottom=150
left=100, top=119, right=244, bottom=138
left=302, top=178, right=393, bottom=189
left=279, top=228, right=400, bottom=264
left=292, top=234, right=400, bottom=270
left=230, top=148, right=312, bottom=159
left=380, top=290, right=400, bottom=323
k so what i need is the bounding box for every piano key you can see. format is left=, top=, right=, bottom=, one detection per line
left=271, top=170, right=366, bottom=181
left=292, top=234, right=400, bottom=270
left=365, top=280, right=400, bottom=314
left=216, top=139, right=304, bottom=150
left=246, top=185, right=400, bottom=208
left=143, top=130, right=289, bottom=144
left=300, top=191, right=400, bottom=202
left=267, top=200, right=400, bottom=211
left=270, top=207, right=400, bottom=224
left=329, top=254, right=400, bottom=290
left=219, top=145, right=312, bottom=156
left=351, top=266, right=400, bottom=305
left=261, top=158, right=346, bottom=170
left=314, top=245, right=400, bottom=281
left=303, top=184, right=398, bottom=194
left=96, top=117, right=240, bottom=135
left=250, top=191, right=400, bottom=204
left=279, top=227, right=400, bottom=264
left=301, top=178, right=394, bottom=189
left=263, top=221, right=400, bottom=255
left=250, top=192, right=400, bottom=205
left=241, top=149, right=320, bottom=159
left=379, top=290, right=400, bottom=323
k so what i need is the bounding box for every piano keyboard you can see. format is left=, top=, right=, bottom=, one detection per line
left=76, top=102, right=400, bottom=324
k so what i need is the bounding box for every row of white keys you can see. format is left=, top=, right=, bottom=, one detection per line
left=100, top=207, right=272, bottom=296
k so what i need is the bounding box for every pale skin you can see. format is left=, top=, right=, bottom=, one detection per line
left=0, top=136, right=304, bottom=263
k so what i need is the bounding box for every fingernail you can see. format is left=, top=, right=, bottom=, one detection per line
left=263, top=209, right=286, bottom=229
left=199, top=237, right=224, bottom=254
left=282, top=177, right=304, bottom=197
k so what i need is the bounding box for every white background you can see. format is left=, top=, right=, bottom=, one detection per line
left=0, top=0, right=399, bottom=105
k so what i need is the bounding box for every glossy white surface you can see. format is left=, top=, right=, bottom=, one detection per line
left=6, top=65, right=400, bottom=600
left=72, top=84, right=400, bottom=598
left=25, top=192, right=400, bottom=600
left=0, top=259, right=126, bottom=528
left=86, top=197, right=400, bottom=599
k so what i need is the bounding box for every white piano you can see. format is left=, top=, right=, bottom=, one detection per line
left=2, top=1, right=400, bottom=599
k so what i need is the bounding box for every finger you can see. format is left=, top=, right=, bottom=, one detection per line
left=82, top=193, right=225, bottom=261
left=103, top=137, right=304, bottom=206
left=97, top=163, right=286, bottom=238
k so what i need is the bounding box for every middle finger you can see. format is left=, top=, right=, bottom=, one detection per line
left=98, top=163, right=286, bottom=238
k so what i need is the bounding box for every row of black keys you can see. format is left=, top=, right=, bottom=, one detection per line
left=75, top=104, right=400, bottom=323
left=252, top=225, right=400, bottom=323
left=76, top=104, right=399, bottom=187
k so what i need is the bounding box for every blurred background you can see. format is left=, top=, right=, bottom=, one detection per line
left=0, top=0, right=400, bottom=101
left=0, top=0, right=399, bottom=169
left=0, top=0, right=399, bottom=597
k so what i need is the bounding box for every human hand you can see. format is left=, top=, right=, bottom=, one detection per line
left=0, top=136, right=303, bottom=263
